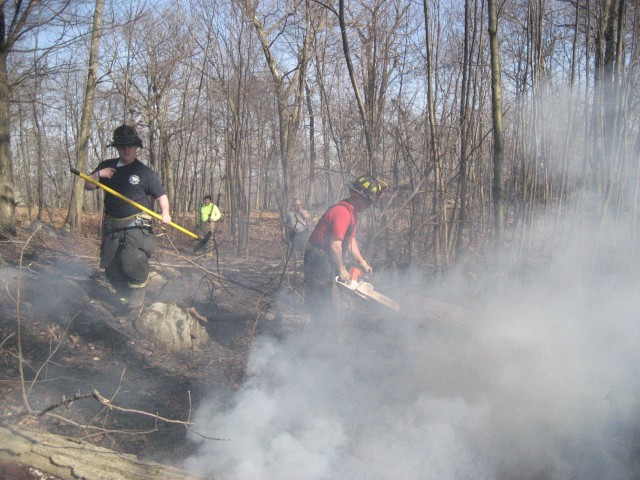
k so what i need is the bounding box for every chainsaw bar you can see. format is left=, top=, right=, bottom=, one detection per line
left=336, top=277, right=400, bottom=312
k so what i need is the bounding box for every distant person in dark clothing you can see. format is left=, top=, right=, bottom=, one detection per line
left=283, top=198, right=311, bottom=257
left=84, top=124, right=171, bottom=310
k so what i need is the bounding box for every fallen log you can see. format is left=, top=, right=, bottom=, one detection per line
left=395, top=293, right=476, bottom=339
left=0, top=424, right=208, bottom=480
left=412, top=295, right=473, bottom=326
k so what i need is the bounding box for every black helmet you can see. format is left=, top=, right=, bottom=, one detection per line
left=346, top=175, right=389, bottom=204
left=109, top=124, right=143, bottom=148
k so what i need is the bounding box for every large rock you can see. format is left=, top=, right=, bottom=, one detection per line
left=134, top=302, right=209, bottom=352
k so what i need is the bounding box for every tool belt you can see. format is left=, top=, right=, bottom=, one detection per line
left=104, top=213, right=153, bottom=233
left=100, top=213, right=155, bottom=269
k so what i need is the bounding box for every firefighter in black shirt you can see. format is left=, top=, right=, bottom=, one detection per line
left=84, top=125, right=171, bottom=310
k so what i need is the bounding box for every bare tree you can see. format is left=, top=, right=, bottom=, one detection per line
left=0, top=3, right=19, bottom=236
left=0, top=1, right=77, bottom=236
left=67, top=0, right=105, bottom=233
left=30, top=55, right=45, bottom=222
left=240, top=0, right=310, bottom=211
left=452, top=0, right=479, bottom=262
left=423, top=0, right=445, bottom=273
left=488, top=0, right=505, bottom=247
left=1, top=0, right=640, bottom=270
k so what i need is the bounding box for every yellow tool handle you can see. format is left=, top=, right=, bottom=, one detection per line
left=71, top=168, right=199, bottom=240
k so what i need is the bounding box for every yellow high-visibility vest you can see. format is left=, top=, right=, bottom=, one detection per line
left=199, top=203, right=221, bottom=223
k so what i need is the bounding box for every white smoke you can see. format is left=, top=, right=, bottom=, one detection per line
left=185, top=209, right=640, bottom=479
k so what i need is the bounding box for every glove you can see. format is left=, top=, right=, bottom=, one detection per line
left=359, top=260, right=372, bottom=274
left=338, top=265, right=351, bottom=282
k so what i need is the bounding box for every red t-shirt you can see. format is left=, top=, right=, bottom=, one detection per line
left=309, top=200, right=357, bottom=248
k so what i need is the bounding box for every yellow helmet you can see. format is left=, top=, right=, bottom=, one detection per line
left=347, top=175, right=389, bottom=204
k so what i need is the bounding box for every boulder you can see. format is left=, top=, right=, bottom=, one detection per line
left=134, top=302, right=209, bottom=352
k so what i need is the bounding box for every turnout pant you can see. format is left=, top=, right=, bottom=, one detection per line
left=303, top=243, right=339, bottom=321
left=100, top=218, right=155, bottom=294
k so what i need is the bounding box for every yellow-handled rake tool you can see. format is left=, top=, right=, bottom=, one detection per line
left=70, top=168, right=199, bottom=240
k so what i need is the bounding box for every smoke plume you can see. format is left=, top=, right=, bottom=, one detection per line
left=185, top=208, right=640, bottom=479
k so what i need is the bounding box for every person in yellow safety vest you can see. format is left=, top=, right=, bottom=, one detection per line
left=196, top=195, right=222, bottom=247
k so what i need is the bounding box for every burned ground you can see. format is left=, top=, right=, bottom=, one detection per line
left=0, top=209, right=301, bottom=468
left=5, top=208, right=633, bottom=480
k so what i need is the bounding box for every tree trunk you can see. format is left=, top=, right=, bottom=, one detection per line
left=0, top=50, right=16, bottom=237
left=244, top=0, right=309, bottom=212
left=160, top=130, right=176, bottom=212
left=488, top=0, right=505, bottom=247
left=423, top=0, right=444, bottom=273
left=32, top=86, right=44, bottom=221
left=305, top=82, right=316, bottom=205
left=0, top=424, right=207, bottom=480
left=453, top=0, right=473, bottom=262
left=338, top=0, right=373, bottom=173
left=68, top=0, right=105, bottom=233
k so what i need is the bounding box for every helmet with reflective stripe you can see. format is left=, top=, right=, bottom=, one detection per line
left=346, top=175, right=389, bottom=204
left=109, top=124, right=143, bottom=148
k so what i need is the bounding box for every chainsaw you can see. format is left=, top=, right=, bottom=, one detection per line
left=336, top=267, right=400, bottom=312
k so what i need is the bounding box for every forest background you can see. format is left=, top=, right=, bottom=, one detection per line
left=0, top=0, right=637, bottom=274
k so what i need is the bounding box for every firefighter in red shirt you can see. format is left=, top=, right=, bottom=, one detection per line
left=303, top=175, right=388, bottom=318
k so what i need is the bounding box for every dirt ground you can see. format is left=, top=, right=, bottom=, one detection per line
left=0, top=208, right=305, bottom=468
